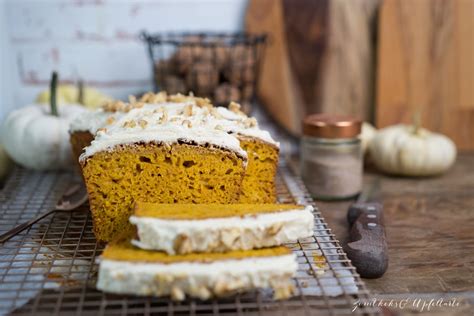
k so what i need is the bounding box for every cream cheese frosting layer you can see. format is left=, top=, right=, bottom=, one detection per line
left=130, top=206, right=314, bottom=255
left=215, top=107, right=279, bottom=146
left=69, top=108, right=124, bottom=134
left=79, top=103, right=255, bottom=161
left=78, top=98, right=279, bottom=161
left=96, top=254, right=297, bottom=300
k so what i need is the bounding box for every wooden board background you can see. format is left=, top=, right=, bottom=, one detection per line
left=246, top=0, right=379, bottom=135
left=376, top=0, right=474, bottom=150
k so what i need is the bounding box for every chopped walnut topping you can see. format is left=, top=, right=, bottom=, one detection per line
left=267, top=222, right=283, bottom=235
left=170, top=117, right=180, bottom=122
left=152, top=92, right=167, bottom=103
left=101, top=100, right=114, bottom=112
left=243, top=117, right=258, bottom=128
left=173, top=234, right=192, bottom=253
left=158, top=110, right=168, bottom=123
left=210, top=108, right=223, bottom=119
left=182, top=120, right=192, bottom=128
left=138, top=119, right=148, bottom=128
left=228, top=101, right=241, bottom=112
left=183, top=104, right=193, bottom=117
left=102, top=100, right=112, bottom=111
left=123, top=104, right=133, bottom=112
left=201, top=107, right=211, bottom=116
left=171, top=287, right=185, bottom=301
left=229, top=101, right=247, bottom=116
left=128, top=95, right=136, bottom=103
left=168, top=93, right=188, bottom=103
left=97, top=127, right=107, bottom=133
left=221, top=228, right=240, bottom=247
left=213, top=279, right=230, bottom=294
left=139, top=92, right=154, bottom=103
left=195, top=97, right=212, bottom=108
left=103, top=100, right=128, bottom=112
left=122, top=120, right=137, bottom=128
left=139, top=91, right=167, bottom=103
left=105, top=116, right=115, bottom=125
left=273, top=283, right=295, bottom=300
left=116, top=101, right=126, bottom=109
left=134, top=101, right=145, bottom=109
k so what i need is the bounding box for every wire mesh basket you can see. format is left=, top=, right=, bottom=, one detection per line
left=141, top=32, right=266, bottom=113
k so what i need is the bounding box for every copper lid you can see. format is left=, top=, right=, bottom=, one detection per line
left=303, top=114, right=361, bottom=138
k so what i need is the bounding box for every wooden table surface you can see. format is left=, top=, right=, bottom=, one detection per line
left=297, top=152, right=474, bottom=315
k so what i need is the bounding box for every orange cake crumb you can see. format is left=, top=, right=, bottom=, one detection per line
left=237, top=136, right=279, bottom=203
left=81, top=142, right=246, bottom=241
left=102, top=238, right=292, bottom=263
left=134, top=202, right=305, bottom=220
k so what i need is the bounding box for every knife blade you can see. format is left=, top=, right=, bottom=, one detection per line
left=345, top=179, right=388, bottom=278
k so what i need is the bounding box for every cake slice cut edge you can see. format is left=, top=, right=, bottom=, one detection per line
left=97, top=239, right=297, bottom=300
left=130, top=203, right=315, bottom=254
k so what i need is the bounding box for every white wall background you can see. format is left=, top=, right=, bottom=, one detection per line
left=0, top=0, right=248, bottom=120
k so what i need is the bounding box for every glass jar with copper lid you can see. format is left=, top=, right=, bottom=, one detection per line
left=301, top=114, right=362, bottom=200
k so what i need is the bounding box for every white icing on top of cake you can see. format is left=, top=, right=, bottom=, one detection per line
left=79, top=101, right=278, bottom=161
left=97, top=253, right=297, bottom=300
left=130, top=206, right=314, bottom=255
left=215, top=107, right=278, bottom=146
left=69, top=108, right=124, bottom=134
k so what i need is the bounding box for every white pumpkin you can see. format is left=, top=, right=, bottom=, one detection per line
left=369, top=124, right=457, bottom=176
left=1, top=104, right=87, bottom=170
left=360, top=122, right=377, bottom=155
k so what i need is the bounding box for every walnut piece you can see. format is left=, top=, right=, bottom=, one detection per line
left=273, top=283, right=295, bottom=300
left=133, top=101, right=145, bottom=109
left=138, top=119, right=148, bottom=129
left=105, top=116, right=115, bottom=125
left=182, top=120, right=192, bottom=128
left=210, top=108, right=223, bottom=119
left=183, top=104, right=193, bottom=117
left=173, top=234, right=193, bottom=253
left=243, top=117, right=258, bottom=128
left=170, top=286, right=185, bottom=301
left=158, top=110, right=169, bottom=123
left=266, top=222, right=283, bottom=235
left=228, top=101, right=247, bottom=117
left=122, top=120, right=137, bottom=128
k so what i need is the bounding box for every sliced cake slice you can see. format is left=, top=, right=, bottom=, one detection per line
left=97, top=239, right=297, bottom=300
left=130, top=203, right=314, bottom=254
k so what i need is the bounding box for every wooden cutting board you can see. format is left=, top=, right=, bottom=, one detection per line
left=246, top=0, right=379, bottom=135
left=376, top=0, right=474, bottom=150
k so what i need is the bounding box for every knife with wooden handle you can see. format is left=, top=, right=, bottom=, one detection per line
left=345, top=180, right=389, bottom=278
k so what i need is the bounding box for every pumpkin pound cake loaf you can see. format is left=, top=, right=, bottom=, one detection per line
left=131, top=202, right=314, bottom=254
left=80, top=102, right=248, bottom=242
left=97, top=239, right=297, bottom=300
left=73, top=92, right=280, bottom=204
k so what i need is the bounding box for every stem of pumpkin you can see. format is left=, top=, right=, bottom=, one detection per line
left=77, top=79, right=84, bottom=105
left=50, top=71, right=59, bottom=117
left=413, top=108, right=421, bottom=134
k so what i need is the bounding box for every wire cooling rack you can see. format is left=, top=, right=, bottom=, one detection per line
left=0, top=161, right=380, bottom=316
